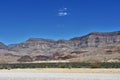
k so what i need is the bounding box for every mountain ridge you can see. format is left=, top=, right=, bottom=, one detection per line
left=2, top=30, right=120, bottom=46
left=0, top=30, right=120, bottom=63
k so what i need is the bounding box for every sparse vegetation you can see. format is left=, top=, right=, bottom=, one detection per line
left=0, top=62, right=119, bottom=69
left=90, top=63, right=101, bottom=68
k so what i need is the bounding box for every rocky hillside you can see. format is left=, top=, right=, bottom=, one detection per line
left=0, top=31, right=120, bottom=63
left=70, top=31, right=120, bottom=47
left=0, top=42, right=8, bottom=49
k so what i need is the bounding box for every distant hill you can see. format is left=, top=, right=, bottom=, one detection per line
left=0, top=31, right=120, bottom=63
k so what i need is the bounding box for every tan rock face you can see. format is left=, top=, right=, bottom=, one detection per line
left=0, top=31, right=120, bottom=63
left=70, top=31, right=120, bottom=47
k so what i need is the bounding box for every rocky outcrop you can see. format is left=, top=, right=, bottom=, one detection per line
left=0, top=42, right=8, bottom=49
left=0, top=31, right=120, bottom=63
left=70, top=31, right=120, bottom=48
left=10, top=31, right=120, bottom=53
left=17, top=55, right=33, bottom=62
left=34, top=55, right=50, bottom=61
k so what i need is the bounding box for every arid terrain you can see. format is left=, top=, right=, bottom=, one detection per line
left=0, top=69, right=120, bottom=80
left=0, top=31, right=120, bottom=63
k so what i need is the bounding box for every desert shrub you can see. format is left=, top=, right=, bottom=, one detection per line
left=90, top=63, right=101, bottom=68
left=0, top=62, right=119, bottom=69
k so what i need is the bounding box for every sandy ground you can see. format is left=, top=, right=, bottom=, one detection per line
left=0, top=68, right=120, bottom=73
left=0, top=68, right=120, bottom=80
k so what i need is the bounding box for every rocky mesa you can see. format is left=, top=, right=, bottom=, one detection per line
left=0, top=31, right=120, bottom=63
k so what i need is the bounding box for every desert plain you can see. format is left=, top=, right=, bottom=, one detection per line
left=0, top=68, right=120, bottom=80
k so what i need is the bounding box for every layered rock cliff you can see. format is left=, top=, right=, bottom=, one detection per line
left=0, top=31, right=120, bottom=63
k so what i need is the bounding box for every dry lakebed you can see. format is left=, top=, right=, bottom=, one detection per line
left=0, top=68, right=120, bottom=80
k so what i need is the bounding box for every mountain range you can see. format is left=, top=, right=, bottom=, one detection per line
left=0, top=31, right=120, bottom=63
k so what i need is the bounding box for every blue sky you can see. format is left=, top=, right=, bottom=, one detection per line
left=0, top=0, right=120, bottom=44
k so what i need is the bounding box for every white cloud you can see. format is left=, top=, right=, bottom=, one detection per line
left=64, top=8, right=67, bottom=10
left=58, top=7, right=68, bottom=16
left=58, top=12, right=68, bottom=16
